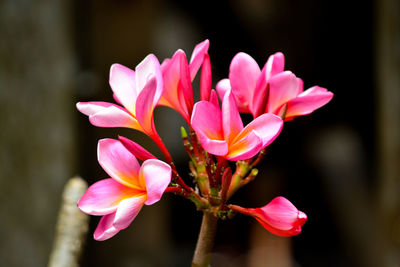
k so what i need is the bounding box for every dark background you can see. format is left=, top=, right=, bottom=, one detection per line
left=1, top=0, right=399, bottom=266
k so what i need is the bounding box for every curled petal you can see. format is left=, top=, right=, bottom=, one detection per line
left=265, top=52, right=285, bottom=80
left=178, top=51, right=194, bottom=115
left=78, top=178, right=141, bottom=216
left=135, top=54, right=163, bottom=101
left=229, top=52, right=261, bottom=113
left=140, top=159, right=172, bottom=205
left=191, top=101, right=224, bottom=141
left=285, top=86, right=334, bottom=120
left=200, top=53, right=212, bottom=101
left=161, top=50, right=190, bottom=121
left=196, top=133, right=229, bottom=156
left=135, top=76, right=158, bottom=134
left=118, top=136, right=156, bottom=161
left=76, top=102, right=141, bottom=130
left=226, top=130, right=263, bottom=161
left=267, top=71, right=301, bottom=114
left=222, top=90, right=243, bottom=144
left=233, top=113, right=283, bottom=148
left=109, top=64, right=137, bottom=114
left=189, top=39, right=210, bottom=80
left=98, top=139, right=142, bottom=189
left=94, top=212, right=120, bottom=241
left=209, top=89, right=220, bottom=108
left=113, top=194, right=147, bottom=229
left=216, top=79, right=231, bottom=101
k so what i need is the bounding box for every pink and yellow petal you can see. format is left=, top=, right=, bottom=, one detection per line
left=233, top=113, right=283, bottom=148
left=94, top=212, right=120, bottom=241
left=77, top=102, right=141, bottom=130
left=97, top=139, right=143, bottom=189
left=78, top=178, right=142, bottom=216
left=191, top=101, right=224, bottom=141
left=113, top=194, right=147, bottom=229
left=139, top=159, right=172, bottom=205
left=226, top=130, right=263, bottom=161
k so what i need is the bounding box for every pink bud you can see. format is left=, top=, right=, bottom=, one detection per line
left=230, top=196, right=307, bottom=237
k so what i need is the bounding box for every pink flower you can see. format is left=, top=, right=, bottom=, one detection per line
left=78, top=139, right=171, bottom=241
left=76, top=54, right=163, bottom=138
left=216, top=52, right=333, bottom=120
left=190, top=89, right=283, bottom=161
left=230, top=196, right=307, bottom=237
left=158, top=40, right=210, bottom=122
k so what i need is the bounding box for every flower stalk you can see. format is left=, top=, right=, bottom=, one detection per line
left=192, top=212, right=218, bottom=267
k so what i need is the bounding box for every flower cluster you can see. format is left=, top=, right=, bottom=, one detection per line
left=77, top=40, right=333, bottom=241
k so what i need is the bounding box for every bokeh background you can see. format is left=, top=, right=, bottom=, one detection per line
left=1, top=0, right=399, bottom=266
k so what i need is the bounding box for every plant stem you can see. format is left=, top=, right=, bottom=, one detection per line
left=192, top=212, right=218, bottom=267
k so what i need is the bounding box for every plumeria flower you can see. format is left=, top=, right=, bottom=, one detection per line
left=76, top=54, right=163, bottom=140
left=230, top=196, right=307, bottom=237
left=159, top=40, right=210, bottom=123
left=216, top=52, right=333, bottom=120
left=191, top=89, right=283, bottom=161
left=78, top=139, right=171, bottom=241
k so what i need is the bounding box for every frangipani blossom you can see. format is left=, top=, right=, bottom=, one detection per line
left=230, top=196, right=307, bottom=237
left=76, top=54, right=163, bottom=138
left=216, top=52, right=333, bottom=120
left=191, top=89, right=283, bottom=161
left=78, top=139, right=171, bottom=241
left=159, top=40, right=210, bottom=122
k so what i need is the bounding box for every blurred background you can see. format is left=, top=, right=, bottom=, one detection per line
left=1, top=0, right=399, bottom=266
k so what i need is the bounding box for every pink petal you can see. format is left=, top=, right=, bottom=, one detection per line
left=76, top=102, right=141, bottom=130
left=118, top=136, right=156, bottom=161
left=229, top=52, right=261, bottom=112
left=196, top=133, right=229, bottom=156
left=267, top=71, right=301, bottom=114
left=216, top=78, right=231, bottom=101
left=113, top=194, right=147, bottom=229
left=200, top=53, right=212, bottom=101
left=209, top=89, right=220, bottom=108
left=94, top=213, right=120, bottom=241
left=226, top=130, right=263, bottom=161
left=191, top=101, right=228, bottom=156
left=265, top=52, right=285, bottom=80
left=135, top=54, right=163, bottom=102
left=189, top=39, right=210, bottom=80
left=178, top=51, right=193, bottom=115
left=140, top=159, right=172, bottom=205
left=135, top=75, right=158, bottom=135
left=191, top=101, right=224, bottom=140
left=78, top=178, right=142, bottom=216
left=254, top=197, right=307, bottom=237
left=98, top=139, right=142, bottom=189
left=233, top=113, right=283, bottom=148
left=285, top=86, right=334, bottom=119
left=109, top=64, right=137, bottom=114
left=250, top=65, right=269, bottom=118
left=222, top=90, right=243, bottom=144
left=161, top=50, right=190, bottom=121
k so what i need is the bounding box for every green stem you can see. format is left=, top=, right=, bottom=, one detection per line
left=192, top=212, right=218, bottom=267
